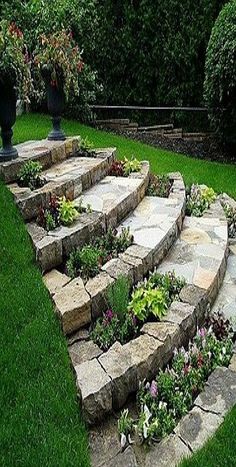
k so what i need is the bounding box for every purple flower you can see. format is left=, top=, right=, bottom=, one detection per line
left=150, top=380, right=158, bottom=398
left=106, top=309, right=114, bottom=320
left=198, top=328, right=206, bottom=338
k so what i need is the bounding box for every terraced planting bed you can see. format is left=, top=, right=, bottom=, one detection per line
left=2, top=135, right=236, bottom=467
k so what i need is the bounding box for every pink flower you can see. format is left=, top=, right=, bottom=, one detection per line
left=198, top=328, right=206, bottom=338
left=150, top=380, right=158, bottom=398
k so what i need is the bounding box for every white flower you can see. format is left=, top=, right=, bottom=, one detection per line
left=144, top=404, right=152, bottom=422
left=173, top=347, right=178, bottom=357
left=143, top=423, right=148, bottom=439
left=120, top=433, right=127, bottom=449
left=159, top=401, right=167, bottom=410
left=222, top=347, right=226, bottom=355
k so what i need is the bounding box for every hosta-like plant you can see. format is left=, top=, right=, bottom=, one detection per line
left=123, top=157, right=141, bottom=176
left=58, top=196, right=79, bottom=226
left=186, top=184, right=216, bottom=217
left=128, top=286, right=168, bottom=322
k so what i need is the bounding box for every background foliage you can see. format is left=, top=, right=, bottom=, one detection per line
left=204, top=0, right=236, bottom=146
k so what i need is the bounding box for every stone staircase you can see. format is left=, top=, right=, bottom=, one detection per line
left=1, top=137, right=235, bottom=466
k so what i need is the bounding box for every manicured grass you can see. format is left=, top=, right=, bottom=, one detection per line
left=180, top=404, right=236, bottom=467
left=0, top=181, right=90, bottom=465
left=14, top=113, right=236, bottom=199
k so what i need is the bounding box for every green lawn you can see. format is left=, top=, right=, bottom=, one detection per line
left=180, top=404, right=236, bottom=467
left=0, top=166, right=90, bottom=463
left=13, top=113, right=236, bottom=199
left=1, top=112, right=236, bottom=466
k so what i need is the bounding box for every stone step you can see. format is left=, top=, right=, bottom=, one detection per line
left=72, top=200, right=228, bottom=424
left=138, top=124, right=174, bottom=132
left=43, top=173, right=185, bottom=336
left=9, top=148, right=116, bottom=221
left=27, top=161, right=150, bottom=273
left=0, top=137, right=81, bottom=183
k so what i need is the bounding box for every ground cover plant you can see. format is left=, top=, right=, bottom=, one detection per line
left=146, top=174, right=172, bottom=198
left=66, top=227, right=133, bottom=280
left=118, top=313, right=234, bottom=448
left=0, top=180, right=90, bottom=466
left=186, top=184, right=216, bottom=217
left=91, top=271, right=185, bottom=350
left=78, top=137, right=95, bottom=156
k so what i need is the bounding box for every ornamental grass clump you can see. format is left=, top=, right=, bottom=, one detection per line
left=118, top=313, right=234, bottom=448
left=34, top=30, right=83, bottom=100
left=0, top=20, right=32, bottom=102
left=186, top=184, right=216, bottom=217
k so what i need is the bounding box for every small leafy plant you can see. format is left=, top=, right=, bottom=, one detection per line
left=91, top=276, right=138, bottom=350
left=186, top=184, right=216, bottom=217
left=58, top=196, right=79, bottom=226
left=146, top=174, right=172, bottom=198
left=37, top=196, right=88, bottom=231
left=222, top=203, right=236, bottom=238
left=118, top=313, right=234, bottom=446
left=79, top=137, right=95, bottom=156
left=66, top=245, right=103, bottom=280
left=123, top=157, right=141, bottom=176
left=18, top=161, right=45, bottom=190
left=66, top=227, right=133, bottom=279
left=128, top=271, right=186, bottom=322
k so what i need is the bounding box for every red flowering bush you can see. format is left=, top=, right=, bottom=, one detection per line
left=0, top=20, right=32, bottom=101
left=34, top=30, right=83, bottom=100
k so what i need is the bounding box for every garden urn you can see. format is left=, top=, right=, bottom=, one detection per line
left=0, top=81, right=18, bottom=161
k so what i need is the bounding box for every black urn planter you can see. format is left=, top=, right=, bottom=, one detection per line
left=46, top=82, right=66, bottom=141
left=0, top=82, right=18, bottom=161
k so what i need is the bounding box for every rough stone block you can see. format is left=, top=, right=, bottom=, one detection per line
left=119, top=252, right=144, bottom=283
left=141, top=321, right=180, bottom=363
left=145, top=434, right=190, bottom=467
left=102, top=257, right=134, bottom=283
left=85, top=272, right=114, bottom=319
left=124, top=244, right=153, bottom=276
left=164, top=301, right=197, bottom=345
left=103, top=447, right=138, bottom=467
left=174, top=406, right=222, bottom=452
left=75, top=358, right=112, bottom=424
left=69, top=340, right=102, bottom=366
left=43, top=269, right=71, bottom=295
left=53, top=278, right=91, bottom=334
left=99, top=342, right=137, bottom=409
left=194, top=367, right=236, bottom=416
left=123, top=334, right=164, bottom=382
left=179, top=284, right=209, bottom=324
left=36, top=235, right=63, bottom=272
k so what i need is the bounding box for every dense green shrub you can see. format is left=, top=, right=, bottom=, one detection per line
left=204, top=0, right=236, bottom=146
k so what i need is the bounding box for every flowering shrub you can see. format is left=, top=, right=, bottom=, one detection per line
left=37, top=196, right=85, bottom=231
left=146, top=174, right=172, bottom=198
left=222, top=203, right=236, bottom=238
left=0, top=20, right=32, bottom=101
left=18, top=161, right=45, bottom=190
left=186, top=184, right=216, bottom=217
left=34, top=30, right=83, bottom=100
left=118, top=313, right=234, bottom=447
left=91, top=271, right=185, bottom=350
left=66, top=227, right=133, bottom=279
left=91, top=276, right=138, bottom=350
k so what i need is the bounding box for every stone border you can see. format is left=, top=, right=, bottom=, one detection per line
left=27, top=160, right=150, bottom=273
left=43, top=172, right=185, bottom=335
left=0, top=137, right=81, bottom=183
left=144, top=352, right=236, bottom=467
left=8, top=148, right=116, bottom=221
left=73, top=200, right=228, bottom=424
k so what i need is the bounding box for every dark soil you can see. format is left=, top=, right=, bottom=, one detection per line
left=96, top=127, right=236, bottom=164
